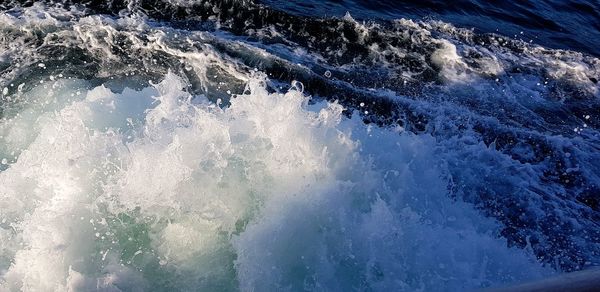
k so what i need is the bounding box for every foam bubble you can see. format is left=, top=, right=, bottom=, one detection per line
left=0, top=73, right=551, bottom=291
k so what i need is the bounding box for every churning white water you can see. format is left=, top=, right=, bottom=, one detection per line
left=0, top=72, right=552, bottom=291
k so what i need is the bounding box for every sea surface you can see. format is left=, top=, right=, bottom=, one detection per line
left=0, top=0, right=599, bottom=291
left=264, top=0, right=600, bottom=57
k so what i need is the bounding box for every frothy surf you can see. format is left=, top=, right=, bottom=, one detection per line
left=1, top=0, right=599, bottom=291
left=0, top=72, right=551, bottom=291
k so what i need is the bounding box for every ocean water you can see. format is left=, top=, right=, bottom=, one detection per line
left=0, top=0, right=598, bottom=291
left=263, top=0, right=600, bottom=57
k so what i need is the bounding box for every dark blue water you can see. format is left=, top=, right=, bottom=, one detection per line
left=263, top=0, right=600, bottom=57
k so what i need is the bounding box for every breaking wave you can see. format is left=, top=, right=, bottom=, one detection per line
left=1, top=0, right=599, bottom=290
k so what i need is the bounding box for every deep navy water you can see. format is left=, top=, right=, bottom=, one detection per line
left=0, top=0, right=599, bottom=291
left=265, top=0, right=600, bottom=57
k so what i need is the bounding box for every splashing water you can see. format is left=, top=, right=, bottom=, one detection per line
left=0, top=72, right=551, bottom=290
left=2, top=0, right=599, bottom=291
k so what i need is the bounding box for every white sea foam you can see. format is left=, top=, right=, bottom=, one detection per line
left=0, top=73, right=552, bottom=291
left=4, top=1, right=598, bottom=289
left=430, top=40, right=472, bottom=83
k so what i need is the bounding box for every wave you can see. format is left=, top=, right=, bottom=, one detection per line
left=0, top=0, right=599, bottom=290
left=0, top=69, right=553, bottom=291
